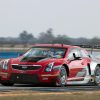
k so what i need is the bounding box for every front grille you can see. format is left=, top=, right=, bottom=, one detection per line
left=10, top=73, right=39, bottom=83
left=12, top=65, right=41, bottom=70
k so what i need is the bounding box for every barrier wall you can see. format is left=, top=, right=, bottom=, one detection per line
left=0, top=52, right=24, bottom=59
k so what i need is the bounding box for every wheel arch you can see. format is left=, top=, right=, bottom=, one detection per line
left=62, top=64, right=69, bottom=77
left=97, top=64, right=100, bottom=67
left=90, top=61, right=100, bottom=76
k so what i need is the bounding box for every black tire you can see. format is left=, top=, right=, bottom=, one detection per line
left=1, top=83, right=14, bottom=86
left=55, top=66, right=67, bottom=86
left=94, top=66, right=100, bottom=86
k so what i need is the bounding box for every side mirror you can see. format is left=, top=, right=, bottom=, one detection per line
left=73, top=53, right=81, bottom=60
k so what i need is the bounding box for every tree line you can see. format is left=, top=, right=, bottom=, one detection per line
left=0, top=28, right=100, bottom=47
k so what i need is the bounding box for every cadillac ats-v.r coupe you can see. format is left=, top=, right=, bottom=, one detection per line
left=0, top=44, right=100, bottom=86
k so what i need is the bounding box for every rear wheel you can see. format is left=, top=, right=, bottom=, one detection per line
left=94, top=66, right=100, bottom=85
left=55, top=66, right=67, bottom=86
left=1, top=83, right=14, bottom=86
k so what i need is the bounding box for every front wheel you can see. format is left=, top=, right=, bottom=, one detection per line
left=94, top=66, right=100, bottom=85
left=55, top=66, right=67, bottom=86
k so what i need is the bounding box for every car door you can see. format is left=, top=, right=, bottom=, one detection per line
left=80, top=49, right=91, bottom=63
left=80, top=49, right=92, bottom=72
left=67, top=48, right=85, bottom=79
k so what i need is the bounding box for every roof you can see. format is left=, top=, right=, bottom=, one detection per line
left=32, top=44, right=80, bottom=49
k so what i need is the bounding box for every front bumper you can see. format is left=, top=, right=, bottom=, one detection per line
left=0, top=72, right=59, bottom=84
left=7, top=73, right=39, bottom=84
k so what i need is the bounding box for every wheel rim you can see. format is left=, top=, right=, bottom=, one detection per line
left=60, top=68, right=67, bottom=84
left=56, top=67, right=67, bottom=86
left=95, top=67, right=100, bottom=84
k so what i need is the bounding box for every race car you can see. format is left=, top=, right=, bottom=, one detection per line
left=0, top=44, right=100, bottom=86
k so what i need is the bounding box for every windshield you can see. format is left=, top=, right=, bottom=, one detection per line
left=21, top=47, right=67, bottom=62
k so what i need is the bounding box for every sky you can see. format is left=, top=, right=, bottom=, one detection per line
left=0, top=0, right=100, bottom=38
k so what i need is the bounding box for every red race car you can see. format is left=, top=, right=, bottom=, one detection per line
left=0, top=44, right=100, bottom=86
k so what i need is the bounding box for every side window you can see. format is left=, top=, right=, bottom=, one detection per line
left=67, top=48, right=80, bottom=60
left=80, top=49, right=89, bottom=58
left=76, top=49, right=82, bottom=58
left=67, top=49, right=74, bottom=60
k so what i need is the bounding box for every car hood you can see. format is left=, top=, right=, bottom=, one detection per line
left=10, top=57, right=64, bottom=66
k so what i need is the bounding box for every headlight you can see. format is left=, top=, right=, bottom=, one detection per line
left=1, top=59, right=9, bottom=70
left=45, top=62, right=54, bottom=72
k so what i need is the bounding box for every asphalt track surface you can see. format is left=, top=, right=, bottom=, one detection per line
left=0, top=84, right=100, bottom=92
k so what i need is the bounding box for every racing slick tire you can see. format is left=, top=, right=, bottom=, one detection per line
left=55, top=66, right=67, bottom=87
left=94, top=65, right=100, bottom=86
